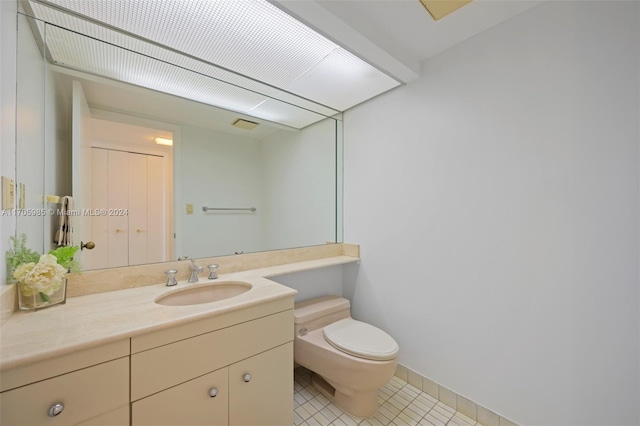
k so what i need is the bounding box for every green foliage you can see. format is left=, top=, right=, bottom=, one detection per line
left=6, top=234, right=81, bottom=277
left=6, top=234, right=39, bottom=271
left=48, top=245, right=80, bottom=273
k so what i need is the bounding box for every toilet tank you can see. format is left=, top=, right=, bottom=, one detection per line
left=294, top=296, right=351, bottom=332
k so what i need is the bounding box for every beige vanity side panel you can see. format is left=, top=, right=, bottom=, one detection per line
left=131, top=297, right=293, bottom=353
left=133, top=367, right=228, bottom=426
left=229, top=342, right=294, bottom=426
left=131, top=309, right=293, bottom=401
left=341, top=243, right=360, bottom=258
left=75, top=405, right=130, bottom=426
left=0, top=357, right=129, bottom=426
left=0, top=339, right=130, bottom=392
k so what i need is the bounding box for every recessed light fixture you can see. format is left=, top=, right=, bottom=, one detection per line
left=419, top=0, right=473, bottom=20
left=232, top=119, right=259, bottom=130
left=154, top=137, right=173, bottom=146
left=29, top=0, right=401, bottom=122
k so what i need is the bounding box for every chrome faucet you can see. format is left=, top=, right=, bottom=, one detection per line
left=188, top=259, right=204, bottom=283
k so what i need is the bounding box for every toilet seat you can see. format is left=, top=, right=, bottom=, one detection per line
left=323, top=318, right=399, bottom=361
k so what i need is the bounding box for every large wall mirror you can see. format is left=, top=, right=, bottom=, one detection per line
left=15, top=3, right=343, bottom=272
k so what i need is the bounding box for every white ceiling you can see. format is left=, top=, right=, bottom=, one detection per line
left=274, top=0, right=545, bottom=82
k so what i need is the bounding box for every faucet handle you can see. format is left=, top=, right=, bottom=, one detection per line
left=207, top=264, right=219, bottom=280
left=165, top=269, right=178, bottom=286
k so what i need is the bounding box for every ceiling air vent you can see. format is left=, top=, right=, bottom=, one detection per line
left=419, top=0, right=473, bottom=20
left=232, top=119, right=259, bottom=130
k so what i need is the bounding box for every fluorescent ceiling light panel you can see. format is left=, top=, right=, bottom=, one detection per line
left=154, top=137, right=173, bottom=146
left=419, top=0, right=474, bottom=20
left=34, top=0, right=400, bottom=112
left=251, top=98, right=329, bottom=129
left=287, top=48, right=400, bottom=111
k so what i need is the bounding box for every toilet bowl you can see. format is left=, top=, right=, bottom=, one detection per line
left=294, top=296, right=399, bottom=418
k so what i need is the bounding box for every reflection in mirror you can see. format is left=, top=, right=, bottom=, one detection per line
left=16, top=12, right=44, bottom=253
left=16, top=11, right=342, bottom=272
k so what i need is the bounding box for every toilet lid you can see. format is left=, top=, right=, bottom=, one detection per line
left=323, top=318, right=399, bottom=361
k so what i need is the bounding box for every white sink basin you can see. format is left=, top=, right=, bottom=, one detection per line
left=155, top=281, right=252, bottom=306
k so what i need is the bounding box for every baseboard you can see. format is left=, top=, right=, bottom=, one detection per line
left=394, top=363, right=519, bottom=426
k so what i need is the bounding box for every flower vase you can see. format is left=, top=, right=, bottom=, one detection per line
left=17, top=278, right=67, bottom=311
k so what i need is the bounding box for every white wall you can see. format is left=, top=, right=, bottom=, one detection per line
left=261, top=118, right=338, bottom=249
left=270, top=265, right=344, bottom=303
left=179, top=125, right=263, bottom=258
left=0, top=0, right=17, bottom=283
left=344, top=2, right=639, bottom=425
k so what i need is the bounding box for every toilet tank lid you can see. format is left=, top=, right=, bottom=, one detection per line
left=294, top=296, right=350, bottom=324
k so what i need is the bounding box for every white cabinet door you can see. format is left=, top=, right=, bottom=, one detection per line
left=107, top=150, right=129, bottom=268
left=146, top=155, right=165, bottom=263
left=229, top=342, right=294, bottom=426
left=128, top=153, right=148, bottom=266
left=133, top=367, right=228, bottom=426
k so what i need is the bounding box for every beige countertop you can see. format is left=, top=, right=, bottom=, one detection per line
left=0, top=255, right=358, bottom=371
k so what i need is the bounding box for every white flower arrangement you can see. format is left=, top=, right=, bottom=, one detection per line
left=12, top=254, right=68, bottom=298
left=6, top=234, right=80, bottom=308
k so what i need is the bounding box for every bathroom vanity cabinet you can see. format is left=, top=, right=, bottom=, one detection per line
left=0, top=297, right=294, bottom=426
left=132, top=343, right=293, bottom=426
left=131, top=308, right=294, bottom=426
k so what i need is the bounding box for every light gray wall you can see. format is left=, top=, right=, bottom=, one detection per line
left=343, top=1, right=639, bottom=424
left=1, top=0, right=17, bottom=283
left=179, top=125, right=263, bottom=258
left=261, top=118, right=337, bottom=249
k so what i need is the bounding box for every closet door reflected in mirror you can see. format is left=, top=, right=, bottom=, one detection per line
left=90, top=148, right=169, bottom=269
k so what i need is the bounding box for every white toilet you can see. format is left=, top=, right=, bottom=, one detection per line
left=294, top=296, right=399, bottom=418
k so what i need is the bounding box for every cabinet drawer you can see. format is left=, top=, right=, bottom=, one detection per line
left=0, top=357, right=129, bottom=426
left=133, top=367, right=228, bottom=426
left=132, top=309, right=292, bottom=400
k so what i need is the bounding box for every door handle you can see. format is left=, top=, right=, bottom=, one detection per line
left=80, top=241, right=95, bottom=251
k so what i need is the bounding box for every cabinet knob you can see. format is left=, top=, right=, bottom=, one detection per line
left=209, top=387, right=218, bottom=398
left=48, top=402, right=64, bottom=417
left=243, top=373, right=252, bottom=383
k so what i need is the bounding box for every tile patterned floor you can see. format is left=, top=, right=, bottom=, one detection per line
left=294, top=367, right=484, bottom=426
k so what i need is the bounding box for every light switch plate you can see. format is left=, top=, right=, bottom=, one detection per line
left=2, top=176, right=15, bottom=209
left=186, top=203, right=194, bottom=215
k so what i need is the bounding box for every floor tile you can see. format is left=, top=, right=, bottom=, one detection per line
left=293, top=367, right=490, bottom=426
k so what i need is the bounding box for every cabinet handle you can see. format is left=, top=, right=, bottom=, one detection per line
left=48, top=403, right=64, bottom=417
left=243, top=373, right=252, bottom=383
left=136, top=229, right=145, bottom=233
left=209, top=387, right=218, bottom=398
